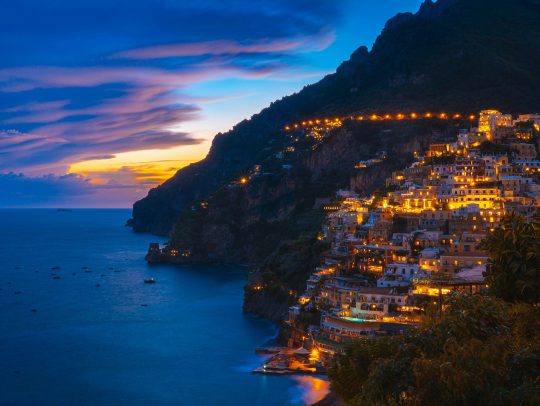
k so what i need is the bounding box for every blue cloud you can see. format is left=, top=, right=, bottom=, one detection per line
left=0, top=1, right=344, bottom=176
left=0, top=0, right=424, bottom=206
left=1, top=0, right=340, bottom=67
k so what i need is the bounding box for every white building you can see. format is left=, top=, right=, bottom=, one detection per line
left=377, top=263, right=418, bottom=288
left=478, top=110, right=513, bottom=140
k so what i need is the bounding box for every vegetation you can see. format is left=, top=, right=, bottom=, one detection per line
left=329, top=295, right=540, bottom=405
left=133, top=0, right=540, bottom=235
left=421, top=154, right=456, bottom=166
left=514, top=120, right=537, bottom=139
left=257, top=232, right=328, bottom=292
left=330, top=213, right=540, bottom=405
left=478, top=141, right=513, bottom=155
left=481, top=212, right=540, bottom=303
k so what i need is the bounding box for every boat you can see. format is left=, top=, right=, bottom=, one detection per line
left=144, top=278, right=156, bottom=284
left=252, top=367, right=294, bottom=375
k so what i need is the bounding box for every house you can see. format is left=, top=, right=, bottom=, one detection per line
left=377, top=263, right=418, bottom=288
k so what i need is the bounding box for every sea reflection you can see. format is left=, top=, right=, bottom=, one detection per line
left=291, top=375, right=330, bottom=405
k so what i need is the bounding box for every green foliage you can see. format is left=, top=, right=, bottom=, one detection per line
left=329, top=295, right=540, bottom=406
left=478, top=141, right=513, bottom=155
left=258, top=232, right=328, bottom=291
left=421, top=154, right=456, bottom=166
left=514, top=120, right=536, bottom=134
left=481, top=212, right=540, bottom=303
left=331, top=214, right=540, bottom=404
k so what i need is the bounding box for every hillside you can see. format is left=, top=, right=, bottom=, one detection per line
left=131, top=0, right=540, bottom=236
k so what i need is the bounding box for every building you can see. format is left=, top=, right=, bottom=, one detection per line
left=368, top=219, right=392, bottom=244
left=439, top=253, right=489, bottom=273
left=438, top=186, right=502, bottom=210
left=510, top=143, right=537, bottom=161
left=377, top=263, right=418, bottom=287
left=452, top=156, right=487, bottom=186
left=478, top=110, right=513, bottom=140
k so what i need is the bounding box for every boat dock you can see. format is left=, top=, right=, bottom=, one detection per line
left=252, top=347, right=325, bottom=375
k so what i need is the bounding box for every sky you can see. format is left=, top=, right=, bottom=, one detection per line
left=0, top=0, right=423, bottom=208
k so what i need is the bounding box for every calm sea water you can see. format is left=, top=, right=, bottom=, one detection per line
left=0, top=209, right=328, bottom=405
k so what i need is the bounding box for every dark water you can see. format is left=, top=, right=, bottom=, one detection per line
left=0, top=209, right=328, bottom=405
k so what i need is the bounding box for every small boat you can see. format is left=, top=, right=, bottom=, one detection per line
left=51, top=266, right=61, bottom=270
left=144, top=278, right=156, bottom=284
left=252, top=367, right=294, bottom=375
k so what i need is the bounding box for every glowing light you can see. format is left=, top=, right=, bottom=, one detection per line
left=68, top=143, right=208, bottom=185
left=309, top=348, right=320, bottom=361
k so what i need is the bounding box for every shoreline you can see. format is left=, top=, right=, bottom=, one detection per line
left=144, top=244, right=334, bottom=404
left=313, top=392, right=344, bottom=406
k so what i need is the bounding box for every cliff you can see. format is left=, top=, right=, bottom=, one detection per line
left=140, top=118, right=464, bottom=325
left=132, top=0, right=540, bottom=236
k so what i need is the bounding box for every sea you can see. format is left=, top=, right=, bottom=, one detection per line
left=0, top=209, right=329, bottom=405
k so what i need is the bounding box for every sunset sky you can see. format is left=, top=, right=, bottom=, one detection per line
left=0, top=0, right=422, bottom=207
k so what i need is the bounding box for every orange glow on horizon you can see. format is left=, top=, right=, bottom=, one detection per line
left=68, top=141, right=210, bottom=186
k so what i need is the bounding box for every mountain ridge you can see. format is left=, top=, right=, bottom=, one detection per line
left=132, top=0, right=540, bottom=235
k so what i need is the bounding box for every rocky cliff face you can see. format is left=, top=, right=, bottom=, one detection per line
left=132, top=0, right=540, bottom=323
left=132, top=0, right=540, bottom=236
left=166, top=119, right=460, bottom=267
left=243, top=290, right=292, bottom=326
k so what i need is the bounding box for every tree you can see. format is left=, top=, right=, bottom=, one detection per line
left=481, top=212, right=540, bottom=304
left=329, top=295, right=540, bottom=405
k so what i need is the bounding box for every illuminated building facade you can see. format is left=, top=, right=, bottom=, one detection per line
left=478, top=110, right=513, bottom=140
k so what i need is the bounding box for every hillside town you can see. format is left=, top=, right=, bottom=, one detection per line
left=283, top=110, right=540, bottom=365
